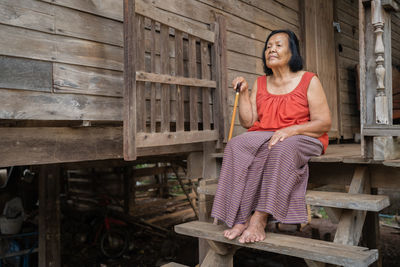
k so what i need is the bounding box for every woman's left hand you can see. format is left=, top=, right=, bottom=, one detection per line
left=268, top=126, right=298, bottom=149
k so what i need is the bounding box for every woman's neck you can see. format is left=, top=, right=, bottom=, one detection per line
left=270, top=66, right=292, bottom=81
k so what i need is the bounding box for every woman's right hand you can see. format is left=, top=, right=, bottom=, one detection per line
left=232, top=77, right=249, bottom=93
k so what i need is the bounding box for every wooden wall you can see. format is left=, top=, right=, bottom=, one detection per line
left=334, top=0, right=360, bottom=139
left=392, top=13, right=400, bottom=67
left=0, top=0, right=124, bottom=122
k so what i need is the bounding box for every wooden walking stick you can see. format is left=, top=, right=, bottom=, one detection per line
left=228, top=82, right=241, bottom=141
left=213, top=82, right=241, bottom=225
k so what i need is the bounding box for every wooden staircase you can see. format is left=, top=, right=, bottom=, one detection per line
left=175, top=144, right=391, bottom=267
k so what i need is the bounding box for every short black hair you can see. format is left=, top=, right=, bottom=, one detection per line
left=262, top=30, right=303, bottom=75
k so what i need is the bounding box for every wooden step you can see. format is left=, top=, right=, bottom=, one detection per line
left=175, top=221, right=378, bottom=267
left=198, top=184, right=390, bottom=212
left=161, top=262, right=189, bottom=267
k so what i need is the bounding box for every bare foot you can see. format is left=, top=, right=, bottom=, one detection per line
left=238, top=211, right=268, bottom=243
left=223, top=220, right=249, bottom=240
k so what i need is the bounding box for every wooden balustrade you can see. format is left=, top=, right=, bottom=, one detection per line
left=123, top=0, right=226, bottom=160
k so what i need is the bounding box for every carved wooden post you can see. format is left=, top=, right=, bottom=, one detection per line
left=371, top=0, right=389, bottom=124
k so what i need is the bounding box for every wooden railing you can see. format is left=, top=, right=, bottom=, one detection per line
left=123, top=0, right=227, bottom=160
left=359, top=0, right=400, bottom=159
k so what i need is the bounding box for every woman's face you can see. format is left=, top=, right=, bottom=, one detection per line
left=265, top=33, right=292, bottom=69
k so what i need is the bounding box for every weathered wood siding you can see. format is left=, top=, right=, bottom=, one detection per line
left=0, top=0, right=124, bottom=122
left=392, top=13, right=400, bottom=67
left=335, top=0, right=360, bottom=139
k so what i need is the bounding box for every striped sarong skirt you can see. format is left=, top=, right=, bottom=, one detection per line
left=211, top=131, right=323, bottom=228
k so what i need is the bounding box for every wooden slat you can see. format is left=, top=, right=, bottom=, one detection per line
left=53, top=63, right=123, bottom=97
left=188, top=36, right=198, bottom=131
left=150, top=20, right=157, bottom=133
left=217, top=15, right=229, bottom=142
left=175, top=30, right=185, bottom=131
left=160, top=24, right=170, bottom=132
left=135, top=0, right=214, bottom=43
left=135, top=71, right=216, bottom=88
left=0, top=88, right=122, bottom=121
left=0, top=24, right=123, bottom=71
left=136, top=15, right=146, bottom=132
left=201, top=41, right=211, bottom=130
left=39, top=0, right=122, bottom=21
left=123, top=0, right=137, bottom=160
left=0, top=56, right=52, bottom=92
left=198, top=0, right=299, bottom=35
left=175, top=221, right=378, bottom=267
left=0, top=127, right=205, bottom=168
left=136, top=130, right=219, bottom=147
left=305, top=191, right=389, bottom=212
left=0, top=1, right=54, bottom=34
left=197, top=184, right=389, bottom=212
left=54, top=5, right=123, bottom=46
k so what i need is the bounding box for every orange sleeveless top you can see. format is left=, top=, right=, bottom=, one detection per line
left=248, top=71, right=329, bottom=153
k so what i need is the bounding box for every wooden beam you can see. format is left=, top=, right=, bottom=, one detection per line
left=39, top=164, right=61, bottom=267
left=362, top=125, right=400, bottom=136
left=136, top=71, right=216, bottom=88
left=382, top=0, right=399, bottom=11
left=123, top=0, right=137, bottom=160
left=135, top=0, right=214, bottom=43
left=0, top=127, right=204, bottom=167
left=136, top=130, right=218, bottom=147
left=334, top=166, right=370, bottom=246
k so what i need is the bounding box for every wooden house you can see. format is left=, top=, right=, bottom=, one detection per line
left=0, top=0, right=400, bottom=266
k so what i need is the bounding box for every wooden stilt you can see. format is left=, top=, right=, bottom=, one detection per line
left=201, top=247, right=234, bottom=267
left=39, top=164, right=61, bottom=267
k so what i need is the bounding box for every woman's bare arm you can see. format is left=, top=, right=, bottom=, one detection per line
left=236, top=79, right=258, bottom=128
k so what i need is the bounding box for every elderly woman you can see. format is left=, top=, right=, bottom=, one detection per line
left=211, top=29, right=331, bottom=244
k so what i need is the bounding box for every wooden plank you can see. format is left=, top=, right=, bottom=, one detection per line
left=0, top=127, right=206, bottom=167
left=136, top=0, right=214, bottom=43
left=53, top=63, right=123, bottom=97
left=226, top=31, right=265, bottom=58
left=136, top=15, right=146, bottom=132
left=240, top=0, right=299, bottom=26
left=275, top=0, right=300, bottom=11
left=39, top=164, right=61, bottom=267
left=160, top=24, right=170, bottom=132
left=0, top=89, right=122, bottom=121
left=362, top=125, right=400, bottom=136
left=0, top=56, right=52, bottom=92
left=201, top=41, right=211, bottom=130
left=305, top=190, right=389, bottom=212
left=123, top=0, right=137, bottom=160
left=216, top=15, right=228, bottom=143
left=198, top=0, right=299, bottom=35
left=150, top=20, right=157, bottom=133
left=197, top=184, right=389, bottom=212
left=334, top=166, right=370, bottom=245
left=161, top=262, right=189, bottom=267
left=54, top=5, right=123, bottom=46
left=188, top=36, right=198, bottom=131
left=148, top=0, right=271, bottom=43
left=0, top=127, right=122, bottom=167
left=175, top=30, right=185, bottom=132
left=136, top=130, right=218, bottom=147
left=0, top=1, right=54, bottom=34
left=175, top=221, right=379, bottom=267
left=0, top=24, right=123, bottom=71
left=39, top=0, right=123, bottom=21
left=135, top=71, right=216, bottom=88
